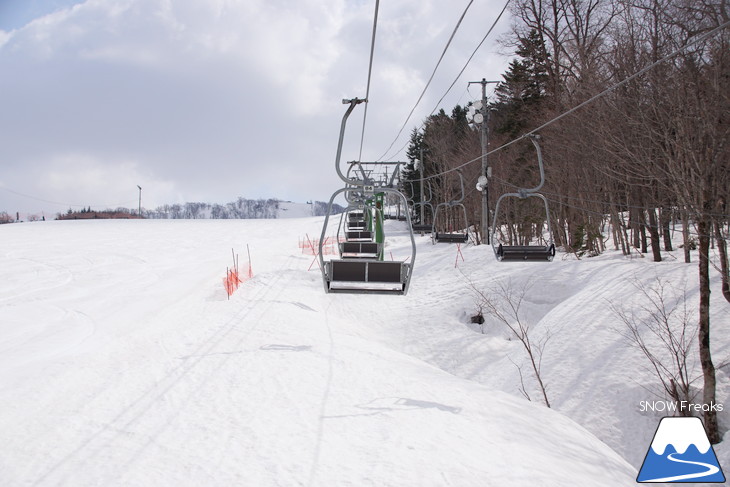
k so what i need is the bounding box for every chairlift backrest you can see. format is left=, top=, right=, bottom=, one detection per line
left=433, top=171, right=469, bottom=243
left=491, top=135, right=555, bottom=261
left=318, top=98, right=417, bottom=294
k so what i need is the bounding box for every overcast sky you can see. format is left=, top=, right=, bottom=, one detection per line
left=0, top=0, right=512, bottom=217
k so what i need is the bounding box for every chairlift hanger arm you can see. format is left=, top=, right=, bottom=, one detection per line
left=423, top=179, right=433, bottom=203
left=450, top=170, right=466, bottom=206
left=387, top=163, right=402, bottom=188
left=520, top=135, right=546, bottom=194
left=335, top=98, right=368, bottom=186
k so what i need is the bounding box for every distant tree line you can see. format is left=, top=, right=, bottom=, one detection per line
left=143, top=198, right=343, bottom=219
left=51, top=198, right=343, bottom=221
left=146, top=198, right=281, bottom=219
left=57, top=208, right=140, bottom=220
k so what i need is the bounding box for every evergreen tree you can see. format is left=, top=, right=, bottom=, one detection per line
left=491, top=29, right=550, bottom=138
left=401, top=128, right=424, bottom=205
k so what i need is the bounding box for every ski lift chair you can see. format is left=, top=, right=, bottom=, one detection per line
left=318, top=98, right=417, bottom=295
left=491, top=134, right=555, bottom=262
left=410, top=180, right=435, bottom=233
left=339, top=241, right=381, bottom=259
left=346, top=210, right=367, bottom=231
left=433, top=171, right=469, bottom=244
left=321, top=187, right=415, bottom=295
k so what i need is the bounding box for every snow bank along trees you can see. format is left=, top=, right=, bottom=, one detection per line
left=401, top=0, right=728, bottom=441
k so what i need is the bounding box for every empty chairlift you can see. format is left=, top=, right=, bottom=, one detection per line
left=410, top=180, right=435, bottom=234
left=318, top=98, right=416, bottom=295
left=341, top=204, right=374, bottom=242
left=339, top=241, right=381, bottom=259
left=433, top=171, right=469, bottom=244
left=491, top=134, right=556, bottom=262
left=346, top=209, right=368, bottom=232
left=321, top=188, right=415, bottom=294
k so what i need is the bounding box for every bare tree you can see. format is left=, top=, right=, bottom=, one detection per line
left=612, top=276, right=698, bottom=412
left=469, top=277, right=552, bottom=407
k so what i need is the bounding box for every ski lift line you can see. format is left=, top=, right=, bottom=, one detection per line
left=490, top=174, right=730, bottom=220
left=495, top=186, right=728, bottom=241
left=378, top=0, right=510, bottom=163
left=454, top=85, right=471, bottom=108
left=536, top=192, right=727, bottom=241
left=358, top=0, right=380, bottom=162
left=426, top=0, right=510, bottom=121
left=490, top=171, right=730, bottom=238
left=375, top=0, right=476, bottom=162
left=402, top=18, right=730, bottom=184
left=489, top=169, right=729, bottom=242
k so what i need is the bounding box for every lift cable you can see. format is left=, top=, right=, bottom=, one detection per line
left=357, top=0, right=380, bottom=162
left=380, top=0, right=510, bottom=163
left=489, top=174, right=730, bottom=221
left=0, top=185, right=136, bottom=210
left=407, top=18, right=730, bottom=184
left=375, top=0, right=475, bottom=162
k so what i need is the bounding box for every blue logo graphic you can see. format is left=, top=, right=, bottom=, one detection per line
left=637, top=416, right=725, bottom=483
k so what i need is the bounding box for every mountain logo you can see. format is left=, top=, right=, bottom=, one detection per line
left=637, top=416, right=725, bottom=483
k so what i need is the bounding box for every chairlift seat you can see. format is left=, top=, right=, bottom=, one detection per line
left=347, top=222, right=367, bottom=231
left=496, top=244, right=556, bottom=261
left=346, top=231, right=373, bottom=241
left=340, top=242, right=380, bottom=258
left=435, top=232, right=468, bottom=243
left=326, top=260, right=409, bottom=294
left=412, top=224, right=433, bottom=233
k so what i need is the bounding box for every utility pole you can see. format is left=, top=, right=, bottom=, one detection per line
left=137, top=185, right=142, bottom=218
left=468, top=78, right=499, bottom=245
left=419, top=146, right=425, bottom=235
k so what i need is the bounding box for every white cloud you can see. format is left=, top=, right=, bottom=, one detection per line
left=34, top=153, right=178, bottom=209
left=0, top=30, right=10, bottom=49
left=0, top=0, right=512, bottom=215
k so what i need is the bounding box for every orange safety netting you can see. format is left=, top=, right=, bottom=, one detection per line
left=224, top=248, right=253, bottom=298
left=300, top=235, right=338, bottom=255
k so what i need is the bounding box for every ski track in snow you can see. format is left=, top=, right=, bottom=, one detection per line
left=1, top=217, right=727, bottom=486
left=34, top=255, right=298, bottom=486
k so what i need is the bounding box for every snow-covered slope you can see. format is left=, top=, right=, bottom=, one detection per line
left=0, top=217, right=726, bottom=486
left=278, top=201, right=315, bottom=218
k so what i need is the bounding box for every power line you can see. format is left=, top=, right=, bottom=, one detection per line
left=485, top=178, right=726, bottom=240
left=358, top=0, right=380, bottom=162
left=537, top=192, right=727, bottom=240
left=490, top=18, right=730, bottom=155
left=0, top=186, right=136, bottom=209
left=378, top=0, right=510, bottom=163
left=375, top=0, right=475, bottom=162
left=489, top=175, right=730, bottom=220
left=427, top=0, right=510, bottom=121
left=408, top=18, right=730, bottom=183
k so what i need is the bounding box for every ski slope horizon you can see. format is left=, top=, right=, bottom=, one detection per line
left=1, top=211, right=728, bottom=486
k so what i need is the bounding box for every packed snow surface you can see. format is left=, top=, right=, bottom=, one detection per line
left=1, top=217, right=728, bottom=486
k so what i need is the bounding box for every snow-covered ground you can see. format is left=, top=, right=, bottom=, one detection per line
left=278, top=201, right=317, bottom=218
left=1, top=216, right=728, bottom=486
